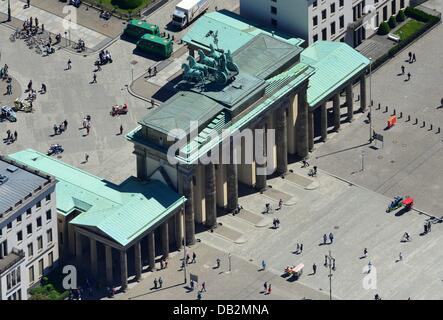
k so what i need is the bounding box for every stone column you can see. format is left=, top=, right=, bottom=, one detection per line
left=226, top=139, right=238, bottom=211
left=183, top=174, right=195, bottom=245
left=161, top=223, right=169, bottom=259
left=134, top=241, right=142, bottom=282
left=147, top=232, right=156, bottom=271
left=296, top=88, right=309, bottom=158
left=105, top=245, right=113, bottom=285
left=320, top=103, right=328, bottom=142
left=136, top=151, right=147, bottom=180
left=255, top=123, right=267, bottom=191
left=308, top=111, right=314, bottom=152
left=276, top=107, right=288, bottom=175
left=360, top=74, right=367, bottom=113
left=175, top=210, right=183, bottom=249
left=120, top=250, right=128, bottom=292
left=333, top=94, right=341, bottom=132
left=90, top=238, right=98, bottom=278
left=346, top=84, right=354, bottom=122
left=205, top=163, right=217, bottom=228
left=75, top=232, right=82, bottom=267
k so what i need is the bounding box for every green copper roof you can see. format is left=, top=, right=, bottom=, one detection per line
left=301, top=41, right=370, bottom=107
left=9, top=149, right=184, bottom=247
left=182, top=11, right=304, bottom=54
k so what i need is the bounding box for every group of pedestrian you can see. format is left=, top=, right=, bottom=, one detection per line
left=185, top=252, right=197, bottom=264
left=147, top=66, right=158, bottom=77
left=263, top=282, right=272, bottom=294
left=232, top=203, right=243, bottom=215
left=295, top=243, right=303, bottom=254
left=272, top=217, right=280, bottom=229
left=53, top=120, right=68, bottom=135
left=153, top=276, right=163, bottom=289
left=4, top=130, right=18, bottom=144
left=322, top=232, right=334, bottom=245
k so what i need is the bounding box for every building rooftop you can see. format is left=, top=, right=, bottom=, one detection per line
left=9, top=150, right=185, bottom=247
left=301, top=41, right=370, bottom=107
left=182, top=10, right=304, bottom=54
left=0, top=156, right=53, bottom=215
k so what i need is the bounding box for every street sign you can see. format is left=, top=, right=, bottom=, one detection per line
left=190, top=273, right=198, bottom=283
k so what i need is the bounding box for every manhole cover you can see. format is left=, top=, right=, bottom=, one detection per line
left=130, top=60, right=138, bottom=65
left=334, top=226, right=339, bottom=230
left=377, top=155, right=383, bottom=159
left=390, top=160, right=395, bottom=163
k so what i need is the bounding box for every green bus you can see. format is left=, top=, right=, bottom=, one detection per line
left=136, top=34, right=173, bottom=59
left=124, top=19, right=160, bottom=41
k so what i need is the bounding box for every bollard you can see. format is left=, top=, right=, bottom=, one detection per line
left=377, top=103, right=381, bottom=110
left=399, top=112, right=403, bottom=119
left=385, top=106, right=388, bottom=113
left=422, top=121, right=426, bottom=128
left=167, top=33, right=170, bottom=39
left=438, top=127, right=441, bottom=134
left=430, top=124, right=433, bottom=131
left=393, top=109, right=396, bottom=116
left=414, top=118, right=418, bottom=125
left=407, top=115, right=411, bottom=122
left=172, top=35, right=175, bottom=41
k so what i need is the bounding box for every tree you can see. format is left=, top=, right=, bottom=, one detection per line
left=377, top=22, right=390, bottom=35
left=396, top=10, right=406, bottom=22
left=388, top=16, right=397, bottom=29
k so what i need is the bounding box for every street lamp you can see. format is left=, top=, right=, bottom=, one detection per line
left=7, top=0, right=11, bottom=22
left=369, top=57, right=373, bottom=142
left=325, top=250, right=335, bottom=301
left=228, top=253, right=232, bottom=272
left=181, top=202, right=187, bottom=284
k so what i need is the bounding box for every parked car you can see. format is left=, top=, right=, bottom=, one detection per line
left=69, top=0, right=81, bottom=8
left=1, top=106, right=17, bottom=122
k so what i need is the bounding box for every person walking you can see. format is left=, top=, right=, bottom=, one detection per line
left=216, top=258, right=220, bottom=268
left=153, top=278, right=158, bottom=289
left=407, top=72, right=411, bottom=81
left=408, top=51, right=412, bottom=62
left=261, top=260, right=266, bottom=270
left=158, top=276, right=163, bottom=288
left=119, top=124, right=123, bottom=135
left=197, top=291, right=202, bottom=300
left=263, top=282, right=267, bottom=292
left=190, top=280, right=194, bottom=291
left=323, top=234, right=327, bottom=245
left=312, top=263, right=317, bottom=275
left=6, top=130, right=11, bottom=140
left=201, top=282, right=206, bottom=292
left=64, top=120, right=68, bottom=130
left=27, top=80, right=33, bottom=92
left=13, top=131, right=17, bottom=141
left=85, top=153, right=89, bottom=163
left=6, top=83, right=12, bottom=95
left=368, top=261, right=372, bottom=273
left=363, top=248, right=368, bottom=258
left=412, top=53, right=416, bottom=62
left=92, top=73, right=97, bottom=83
left=267, top=284, right=272, bottom=295
left=427, top=221, right=431, bottom=233
left=299, top=243, right=303, bottom=253
left=192, top=252, right=197, bottom=264
left=278, top=199, right=283, bottom=210
left=41, top=83, right=47, bottom=94
left=401, top=65, right=405, bottom=75
left=67, top=59, right=72, bottom=70
left=398, top=252, right=403, bottom=261
left=329, top=232, right=334, bottom=244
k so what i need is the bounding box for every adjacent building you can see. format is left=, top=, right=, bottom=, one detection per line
left=0, top=156, right=58, bottom=300
left=240, top=0, right=410, bottom=47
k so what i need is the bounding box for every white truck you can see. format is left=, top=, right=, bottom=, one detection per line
left=171, top=0, right=209, bottom=29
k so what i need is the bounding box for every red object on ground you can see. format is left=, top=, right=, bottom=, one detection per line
left=387, top=116, right=397, bottom=128
left=403, top=197, right=413, bottom=206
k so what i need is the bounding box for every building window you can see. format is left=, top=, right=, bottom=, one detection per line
left=7, top=273, right=12, bottom=289
left=11, top=270, right=16, bottom=286
left=322, top=9, right=327, bottom=20
left=38, top=236, right=43, bottom=251
left=37, top=217, right=42, bottom=228
left=38, top=259, right=44, bottom=277
left=36, top=201, right=41, bottom=209
left=331, top=21, right=336, bottom=35
left=17, top=289, right=21, bottom=300
left=17, top=214, right=22, bottom=223
left=313, top=34, right=318, bottom=43
left=339, top=0, right=344, bottom=7
left=46, top=210, right=52, bottom=221
left=313, top=1, right=318, bottom=8
left=0, top=227, right=2, bottom=237
left=28, top=242, right=34, bottom=257
left=313, top=15, right=318, bottom=26
left=17, top=231, right=23, bottom=242
left=339, top=15, right=344, bottom=29
left=271, top=6, right=277, bottom=15
left=7, top=222, right=12, bottom=230
left=45, top=194, right=51, bottom=202
left=17, top=266, right=21, bottom=283
left=322, top=28, right=327, bottom=40
left=27, top=223, right=32, bottom=235
left=29, top=266, right=35, bottom=283
left=26, top=208, right=32, bottom=216
left=271, top=18, right=278, bottom=27
left=1, top=240, right=7, bottom=258
left=47, top=229, right=53, bottom=244
left=330, top=3, right=336, bottom=14
left=48, top=252, right=54, bottom=268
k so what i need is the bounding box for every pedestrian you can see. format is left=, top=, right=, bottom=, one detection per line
left=404, top=232, right=410, bottom=242
left=273, top=218, right=277, bottom=229
left=329, top=232, right=334, bottom=244
left=299, top=243, right=303, bottom=253
left=64, top=120, right=68, bottom=129
left=332, top=258, right=336, bottom=270
left=201, top=282, right=206, bottom=292
left=302, top=158, right=310, bottom=167
left=160, top=259, right=164, bottom=269
left=153, top=278, right=158, bottom=289
left=427, top=221, right=431, bottom=233
left=368, top=261, right=372, bottom=273
left=85, top=154, right=89, bottom=163
left=13, top=131, right=17, bottom=141
left=86, top=125, right=90, bottom=135
left=6, top=130, right=11, bottom=140
left=363, top=248, right=368, bottom=258
left=313, top=165, right=318, bottom=175
left=148, top=67, right=152, bottom=76
left=190, top=280, right=194, bottom=291
left=267, top=284, right=272, bottom=294
left=278, top=199, right=283, bottom=210
left=323, top=234, right=327, bottom=244
left=407, top=72, right=411, bottom=81
left=401, top=65, right=405, bottom=75
left=296, top=243, right=300, bottom=253
left=41, top=83, right=46, bottom=93
left=186, top=253, right=190, bottom=264
left=92, top=73, right=97, bottom=83
left=164, top=259, right=168, bottom=269
left=408, top=51, right=412, bottom=62
left=192, top=252, right=196, bottom=263
left=261, top=260, right=266, bottom=270
left=53, top=124, right=58, bottom=135
left=35, top=17, right=38, bottom=29
left=158, top=276, right=163, bottom=288
left=154, top=66, right=157, bottom=76
left=324, top=255, right=328, bottom=266
left=263, top=282, right=267, bottom=292
left=119, top=124, right=123, bottom=135
left=27, top=80, right=32, bottom=91
left=424, top=223, right=428, bottom=234
left=27, top=0, right=30, bottom=8
left=216, top=258, right=220, bottom=268
left=412, top=53, right=416, bottom=62
left=6, top=83, right=12, bottom=95
left=197, top=291, right=202, bottom=300
left=399, top=252, right=403, bottom=261
left=67, top=59, right=72, bottom=70
left=312, top=263, right=317, bottom=275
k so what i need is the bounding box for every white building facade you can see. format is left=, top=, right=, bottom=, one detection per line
left=0, top=157, right=58, bottom=300
left=240, top=0, right=410, bottom=47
